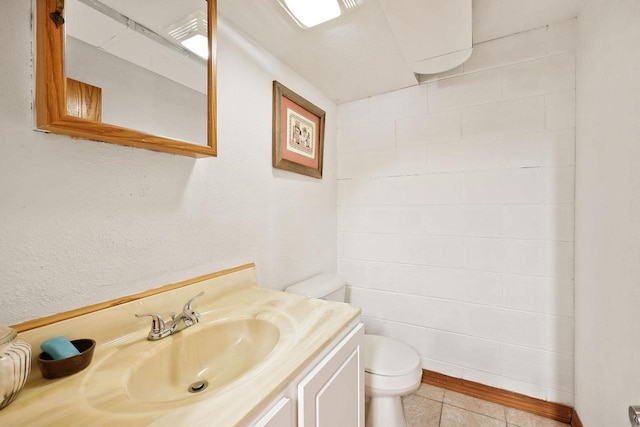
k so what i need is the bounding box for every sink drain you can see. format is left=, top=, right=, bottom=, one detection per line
left=188, top=380, right=209, bottom=393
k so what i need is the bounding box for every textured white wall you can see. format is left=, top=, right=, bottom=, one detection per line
left=575, top=0, right=640, bottom=425
left=0, top=4, right=337, bottom=325
left=337, top=20, right=576, bottom=404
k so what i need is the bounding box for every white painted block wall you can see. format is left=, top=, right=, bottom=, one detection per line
left=575, top=0, right=640, bottom=425
left=337, top=20, right=577, bottom=404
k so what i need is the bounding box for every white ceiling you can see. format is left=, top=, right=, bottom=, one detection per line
left=218, top=0, right=417, bottom=104
left=218, top=0, right=581, bottom=104
left=377, top=0, right=473, bottom=75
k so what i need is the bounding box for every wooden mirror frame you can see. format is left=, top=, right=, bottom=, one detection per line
left=35, top=0, right=217, bottom=157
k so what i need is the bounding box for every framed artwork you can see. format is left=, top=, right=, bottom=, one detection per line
left=272, top=81, right=325, bottom=179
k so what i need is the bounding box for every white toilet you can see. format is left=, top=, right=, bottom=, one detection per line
left=286, top=274, right=422, bottom=427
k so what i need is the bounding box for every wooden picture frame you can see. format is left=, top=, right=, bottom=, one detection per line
left=272, top=81, right=325, bottom=178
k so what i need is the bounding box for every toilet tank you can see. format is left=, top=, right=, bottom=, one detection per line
left=285, top=273, right=346, bottom=302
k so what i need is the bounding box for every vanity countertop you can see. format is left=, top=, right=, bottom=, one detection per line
left=0, top=265, right=360, bottom=426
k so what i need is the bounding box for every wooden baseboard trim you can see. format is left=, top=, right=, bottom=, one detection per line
left=422, top=370, right=575, bottom=424
left=571, top=410, right=583, bottom=427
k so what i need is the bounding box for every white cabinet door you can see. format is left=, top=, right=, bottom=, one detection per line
left=297, top=323, right=365, bottom=427
left=253, top=398, right=293, bottom=427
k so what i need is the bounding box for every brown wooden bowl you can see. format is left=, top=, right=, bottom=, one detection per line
left=37, top=339, right=96, bottom=379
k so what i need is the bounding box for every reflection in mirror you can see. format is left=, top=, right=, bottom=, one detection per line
left=65, top=0, right=208, bottom=145
left=35, top=0, right=217, bottom=157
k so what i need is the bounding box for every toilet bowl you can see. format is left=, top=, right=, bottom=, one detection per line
left=364, top=335, right=422, bottom=427
left=286, top=274, right=422, bottom=427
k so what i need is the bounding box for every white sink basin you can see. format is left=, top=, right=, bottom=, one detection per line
left=82, top=318, right=280, bottom=411
left=128, top=318, right=280, bottom=402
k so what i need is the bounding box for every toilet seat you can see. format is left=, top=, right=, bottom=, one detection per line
left=364, top=335, right=421, bottom=376
left=364, top=335, right=422, bottom=398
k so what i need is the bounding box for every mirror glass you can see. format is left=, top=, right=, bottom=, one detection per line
left=64, top=0, right=209, bottom=146
left=35, top=0, right=215, bottom=156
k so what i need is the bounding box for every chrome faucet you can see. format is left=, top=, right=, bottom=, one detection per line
left=135, top=291, right=204, bottom=341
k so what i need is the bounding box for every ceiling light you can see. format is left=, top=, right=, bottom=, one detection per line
left=166, top=10, right=208, bottom=60
left=278, top=0, right=342, bottom=29
left=181, top=34, right=209, bottom=59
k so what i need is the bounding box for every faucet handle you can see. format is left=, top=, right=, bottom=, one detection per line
left=182, top=291, right=204, bottom=325
left=135, top=312, right=166, bottom=333
left=184, top=291, right=204, bottom=312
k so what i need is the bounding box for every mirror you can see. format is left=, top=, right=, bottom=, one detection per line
left=35, top=0, right=217, bottom=157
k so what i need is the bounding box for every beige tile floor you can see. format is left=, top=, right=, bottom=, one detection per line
left=402, top=384, right=571, bottom=427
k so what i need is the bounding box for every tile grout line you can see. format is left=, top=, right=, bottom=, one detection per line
left=406, top=384, right=570, bottom=427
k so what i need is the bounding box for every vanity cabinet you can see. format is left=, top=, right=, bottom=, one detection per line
left=251, top=322, right=365, bottom=427
left=1, top=265, right=362, bottom=426
left=254, top=398, right=293, bottom=427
